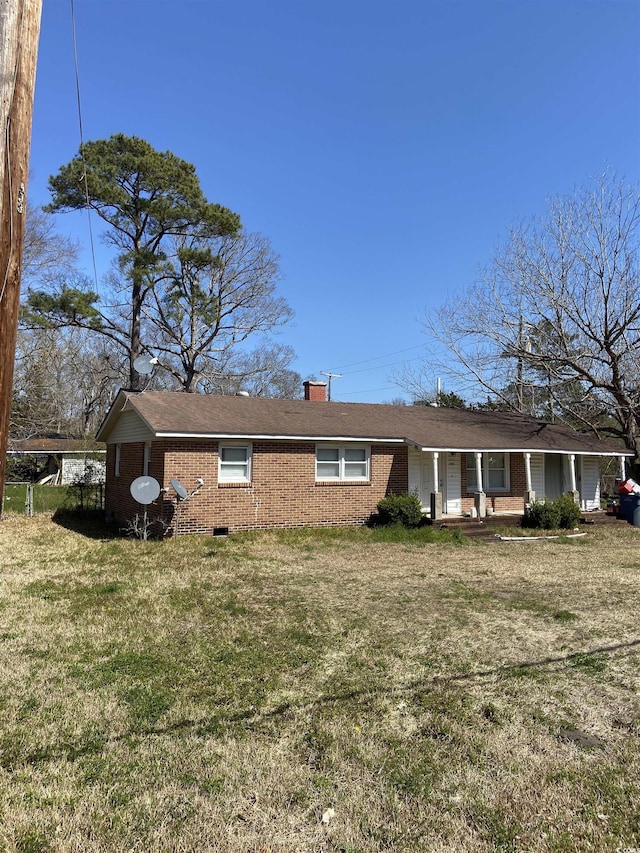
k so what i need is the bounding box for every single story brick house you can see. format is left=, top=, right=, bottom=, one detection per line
left=96, top=381, right=631, bottom=536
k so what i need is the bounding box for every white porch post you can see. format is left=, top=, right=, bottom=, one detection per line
left=524, top=452, right=535, bottom=505
left=568, top=454, right=579, bottom=504
left=475, top=452, right=483, bottom=493
left=620, top=455, right=626, bottom=481
left=474, top=451, right=486, bottom=518
left=430, top=451, right=442, bottom=520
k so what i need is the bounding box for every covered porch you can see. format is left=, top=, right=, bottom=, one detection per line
left=407, top=446, right=629, bottom=520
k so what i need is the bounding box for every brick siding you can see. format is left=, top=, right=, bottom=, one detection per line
left=105, top=440, right=408, bottom=536
left=460, top=452, right=527, bottom=514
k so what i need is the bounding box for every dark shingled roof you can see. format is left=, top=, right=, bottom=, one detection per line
left=97, top=390, right=627, bottom=456
left=8, top=437, right=105, bottom=454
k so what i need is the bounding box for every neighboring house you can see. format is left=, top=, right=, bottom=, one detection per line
left=96, top=382, right=631, bottom=536
left=7, top=437, right=106, bottom=485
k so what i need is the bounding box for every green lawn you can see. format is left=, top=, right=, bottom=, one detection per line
left=2, top=483, right=69, bottom=516
left=2, top=483, right=102, bottom=516
left=0, top=516, right=639, bottom=852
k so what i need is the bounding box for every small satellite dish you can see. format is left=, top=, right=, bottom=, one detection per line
left=130, top=476, right=161, bottom=504
left=133, top=354, right=158, bottom=376
left=170, top=478, right=189, bottom=500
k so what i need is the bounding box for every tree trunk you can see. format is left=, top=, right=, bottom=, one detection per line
left=129, top=257, right=144, bottom=390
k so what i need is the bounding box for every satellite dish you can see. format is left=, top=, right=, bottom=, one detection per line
left=133, top=354, right=158, bottom=376
left=130, top=476, right=161, bottom=505
left=170, top=478, right=189, bottom=500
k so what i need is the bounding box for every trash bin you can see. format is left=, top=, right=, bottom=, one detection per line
left=632, top=495, right=640, bottom=527
left=619, top=493, right=636, bottom=522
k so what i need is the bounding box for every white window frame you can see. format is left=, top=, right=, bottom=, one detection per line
left=114, top=444, right=121, bottom=477
left=465, top=452, right=510, bottom=492
left=219, top=443, right=252, bottom=484
left=315, top=444, right=370, bottom=482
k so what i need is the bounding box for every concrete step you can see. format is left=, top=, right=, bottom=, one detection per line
left=434, top=510, right=629, bottom=541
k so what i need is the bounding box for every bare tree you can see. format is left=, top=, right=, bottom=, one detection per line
left=12, top=327, right=121, bottom=438
left=142, top=231, right=294, bottom=392
left=22, top=203, right=79, bottom=287
left=11, top=207, right=118, bottom=439
left=201, top=342, right=302, bottom=398
left=25, top=216, right=298, bottom=398
left=422, top=174, right=640, bottom=455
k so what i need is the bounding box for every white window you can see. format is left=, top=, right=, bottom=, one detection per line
left=316, top=445, right=370, bottom=481
left=115, top=444, right=121, bottom=477
left=465, top=452, right=509, bottom=491
left=143, top=443, right=151, bottom=476
left=219, top=444, right=252, bottom=483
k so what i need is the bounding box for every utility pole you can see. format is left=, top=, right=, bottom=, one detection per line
left=320, top=371, right=341, bottom=402
left=0, top=0, right=43, bottom=518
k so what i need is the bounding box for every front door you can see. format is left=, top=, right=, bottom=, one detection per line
left=544, top=455, right=564, bottom=500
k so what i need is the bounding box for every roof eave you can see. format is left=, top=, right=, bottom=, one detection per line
left=154, top=432, right=406, bottom=443
left=414, top=445, right=630, bottom=456
left=96, top=390, right=157, bottom=442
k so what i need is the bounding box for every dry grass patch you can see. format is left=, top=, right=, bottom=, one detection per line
left=0, top=516, right=639, bottom=851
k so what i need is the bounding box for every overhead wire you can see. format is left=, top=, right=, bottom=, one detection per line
left=70, top=0, right=100, bottom=294
left=321, top=343, right=434, bottom=400
left=336, top=385, right=401, bottom=398
left=327, top=342, right=426, bottom=372
left=338, top=354, right=426, bottom=377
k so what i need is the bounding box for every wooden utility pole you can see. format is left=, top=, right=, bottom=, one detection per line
left=0, top=0, right=42, bottom=517
left=320, top=372, right=342, bottom=402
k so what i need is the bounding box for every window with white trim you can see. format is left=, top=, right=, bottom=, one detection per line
left=316, top=445, right=370, bottom=481
left=219, top=444, right=252, bottom=483
left=114, top=444, right=121, bottom=477
left=465, top=452, right=509, bottom=491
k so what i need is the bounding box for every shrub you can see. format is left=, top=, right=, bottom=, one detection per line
left=376, top=493, right=423, bottom=528
left=5, top=454, right=46, bottom=483
left=555, top=493, right=582, bottom=528
left=523, top=500, right=559, bottom=530
left=523, top=494, right=581, bottom=530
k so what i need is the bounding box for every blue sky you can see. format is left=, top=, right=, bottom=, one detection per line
left=29, top=0, right=640, bottom=402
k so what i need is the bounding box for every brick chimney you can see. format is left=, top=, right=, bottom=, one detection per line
left=303, top=381, right=327, bottom=402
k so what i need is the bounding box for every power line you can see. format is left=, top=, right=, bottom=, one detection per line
left=327, top=342, right=426, bottom=372
left=335, top=384, right=401, bottom=398
left=70, top=0, right=99, bottom=294
left=340, top=354, right=426, bottom=377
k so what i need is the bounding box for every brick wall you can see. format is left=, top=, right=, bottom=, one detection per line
left=105, top=439, right=408, bottom=535
left=105, top=441, right=161, bottom=530
left=105, top=442, right=539, bottom=533
left=460, top=452, right=527, bottom=514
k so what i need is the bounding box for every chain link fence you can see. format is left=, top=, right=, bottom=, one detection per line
left=2, top=482, right=104, bottom=516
